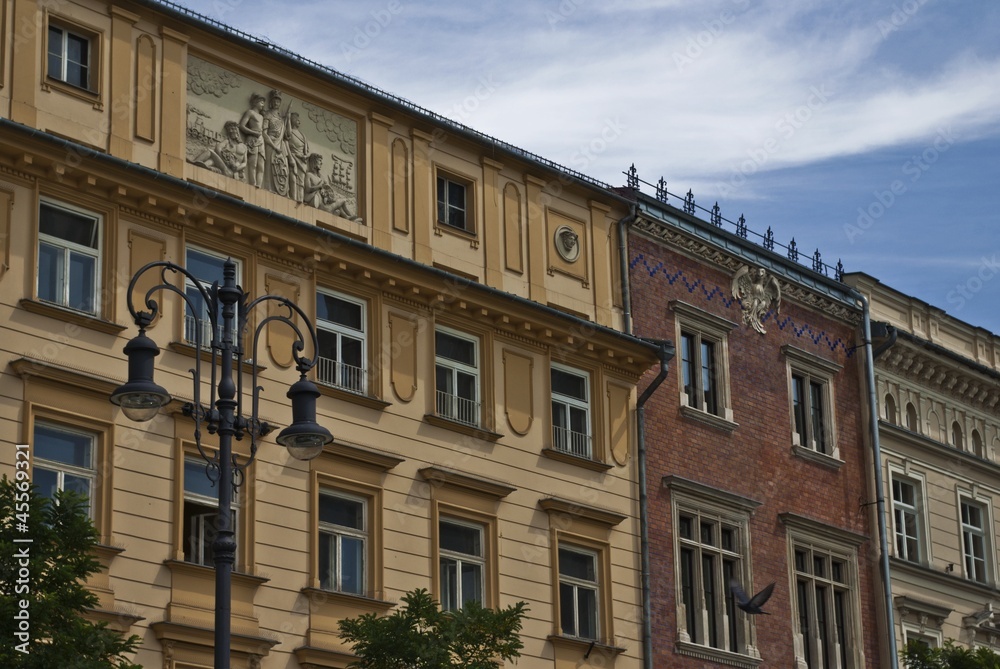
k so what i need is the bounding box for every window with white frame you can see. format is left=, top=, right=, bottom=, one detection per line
left=551, top=364, right=592, bottom=458
left=434, top=327, right=480, bottom=426
left=671, top=302, right=735, bottom=426
left=318, top=490, right=366, bottom=595
left=783, top=346, right=841, bottom=460
left=184, top=247, right=241, bottom=347
left=439, top=518, right=485, bottom=611
left=436, top=173, right=471, bottom=232
left=316, top=290, right=367, bottom=394
left=793, top=544, right=855, bottom=669
left=32, top=422, right=96, bottom=518
left=37, top=200, right=101, bottom=315
left=47, top=24, right=92, bottom=90
left=558, top=544, right=600, bottom=640
left=960, top=498, right=990, bottom=584
left=182, top=457, right=239, bottom=567
left=891, top=475, right=924, bottom=564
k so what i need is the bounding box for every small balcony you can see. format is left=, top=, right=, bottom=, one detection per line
left=316, top=357, right=367, bottom=396
left=553, top=426, right=592, bottom=459
left=435, top=390, right=480, bottom=427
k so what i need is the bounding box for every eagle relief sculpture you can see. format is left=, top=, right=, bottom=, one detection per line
left=732, top=265, right=781, bottom=334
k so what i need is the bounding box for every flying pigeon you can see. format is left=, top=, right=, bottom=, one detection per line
left=730, top=579, right=775, bottom=615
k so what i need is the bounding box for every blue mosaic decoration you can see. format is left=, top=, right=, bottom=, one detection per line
left=631, top=254, right=855, bottom=357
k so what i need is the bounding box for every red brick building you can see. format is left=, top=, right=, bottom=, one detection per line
left=627, top=191, right=884, bottom=668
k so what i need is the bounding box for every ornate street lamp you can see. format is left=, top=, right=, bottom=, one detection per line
left=110, top=258, right=332, bottom=669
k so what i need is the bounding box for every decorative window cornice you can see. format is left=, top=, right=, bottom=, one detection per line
left=419, top=466, right=515, bottom=499
left=539, top=497, right=626, bottom=528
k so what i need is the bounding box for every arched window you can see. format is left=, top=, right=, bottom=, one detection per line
left=952, top=421, right=964, bottom=450
left=905, top=403, right=918, bottom=432
left=973, top=430, right=985, bottom=459
left=884, top=394, right=897, bottom=424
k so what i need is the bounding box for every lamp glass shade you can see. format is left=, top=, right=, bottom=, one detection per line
left=276, top=422, right=332, bottom=460
left=111, top=382, right=171, bottom=422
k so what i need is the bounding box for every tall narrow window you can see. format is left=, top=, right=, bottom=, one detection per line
left=952, top=422, right=964, bottom=450
left=905, top=403, right=919, bottom=432
left=48, top=24, right=91, bottom=90
left=37, top=200, right=101, bottom=315
left=32, top=422, right=96, bottom=517
left=558, top=545, right=599, bottom=640
left=436, top=174, right=469, bottom=232
left=680, top=331, right=719, bottom=415
left=891, top=477, right=922, bottom=563
left=316, top=290, right=367, bottom=394
left=883, top=394, right=897, bottom=424
left=793, top=545, right=854, bottom=669
left=183, top=458, right=239, bottom=567
left=972, top=430, right=985, bottom=459
left=434, top=328, right=479, bottom=426
left=439, top=519, right=485, bottom=611
left=318, top=490, right=366, bottom=594
left=184, top=247, right=241, bottom=347
left=792, top=372, right=829, bottom=454
left=551, top=364, right=592, bottom=458
left=961, top=499, right=989, bottom=584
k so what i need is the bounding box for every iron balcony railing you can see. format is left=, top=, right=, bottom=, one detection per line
left=436, top=390, right=480, bottom=427
left=315, top=357, right=367, bottom=395
left=553, top=425, right=592, bottom=458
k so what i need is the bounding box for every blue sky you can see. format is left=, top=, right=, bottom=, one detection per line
left=166, top=0, right=1000, bottom=334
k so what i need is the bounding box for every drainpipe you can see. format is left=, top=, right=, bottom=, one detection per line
left=850, top=288, right=899, bottom=668
left=637, top=339, right=675, bottom=669
left=617, top=206, right=638, bottom=334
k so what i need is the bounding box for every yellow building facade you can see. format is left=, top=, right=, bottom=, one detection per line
left=846, top=274, right=1000, bottom=654
left=0, top=1, right=660, bottom=667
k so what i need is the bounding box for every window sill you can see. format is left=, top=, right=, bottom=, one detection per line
left=42, top=76, right=103, bottom=109
left=547, top=634, right=624, bottom=657
left=316, top=382, right=390, bottom=411
left=675, top=640, right=763, bottom=668
left=19, top=299, right=126, bottom=335
left=791, top=444, right=844, bottom=470
left=680, top=405, right=738, bottom=433
left=542, top=447, right=613, bottom=473
left=423, top=414, right=503, bottom=443
left=434, top=221, right=479, bottom=248
left=300, top=587, right=395, bottom=611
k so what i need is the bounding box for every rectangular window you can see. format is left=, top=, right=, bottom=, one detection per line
left=316, top=290, right=367, bottom=394
left=792, top=373, right=829, bottom=454
left=435, top=327, right=480, bottom=426
left=48, top=24, right=91, bottom=90
left=961, top=499, right=989, bottom=584
left=891, top=477, right=923, bottom=563
left=558, top=545, right=599, bottom=640
left=677, top=512, right=743, bottom=652
left=184, top=247, right=241, bottom=347
left=551, top=364, right=592, bottom=458
left=436, top=175, right=469, bottom=232
left=37, top=200, right=101, bottom=315
left=793, top=545, right=853, bottom=669
left=183, top=457, right=239, bottom=567
left=32, top=422, right=96, bottom=517
left=680, top=331, right=720, bottom=415
left=439, top=518, right=485, bottom=611
left=318, top=490, right=367, bottom=594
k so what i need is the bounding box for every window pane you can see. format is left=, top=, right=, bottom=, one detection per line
left=448, top=181, right=465, bottom=208
left=186, top=248, right=228, bottom=282
left=792, top=375, right=806, bottom=442
left=701, top=341, right=716, bottom=414
left=33, top=466, right=59, bottom=501
left=341, top=536, right=364, bottom=594
left=63, top=473, right=91, bottom=500
left=559, top=582, right=576, bottom=635
left=317, top=328, right=339, bottom=360
left=67, top=62, right=87, bottom=88
left=440, top=521, right=481, bottom=556
left=317, top=293, right=363, bottom=330
left=559, top=547, right=595, bottom=581
left=456, top=371, right=477, bottom=402
left=34, top=424, right=93, bottom=468
left=320, top=493, right=364, bottom=530
left=66, top=34, right=87, bottom=63
left=341, top=336, right=363, bottom=368
left=678, top=515, right=693, bottom=540
left=461, top=561, right=483, bottom=606
left=569, top=406, right=588, bottom=434
left=40, top=204, right=98, bottom=248
left=69, top=251, right=96, bottom=313
left=319, top=531, right=335, bottom=590
left=552, top=368, right=587, bottom=400
left=577, top=587, right=598, bottom=639
left=436, top=331, right=476, bottom=365
left=184, top=459, right=220, bottom=500
left=441, top=557, right=459, bottom=611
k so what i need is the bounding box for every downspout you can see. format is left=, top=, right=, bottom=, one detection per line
left=850, top=289, right=899, bottom=668
left=637, top=340, right=675, bottom=669
left=618, top=206, right=637, bottom=334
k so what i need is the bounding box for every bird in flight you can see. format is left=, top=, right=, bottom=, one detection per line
left=730, top=579, right=775, bottom=615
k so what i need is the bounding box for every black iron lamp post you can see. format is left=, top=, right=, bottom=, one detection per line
left=110, top=258, right=332, bottom=669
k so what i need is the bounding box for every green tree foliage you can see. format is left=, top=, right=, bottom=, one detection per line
left=338, top=588, right=528, bottom=669
left=0, top=476, right=142, bottom=668
left=903, top=639, right=1000, bottom=669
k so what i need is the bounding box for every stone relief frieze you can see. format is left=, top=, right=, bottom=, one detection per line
left=186, top=55, right=361, bottom=222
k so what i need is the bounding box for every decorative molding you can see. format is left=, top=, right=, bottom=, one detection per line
left=422, top=413, right=503, bottom=443
left=894, top=595, right=951, bottom=628
left=541, top=447, right=614, bottom=473
left=679, top=405, right=739, bottom=433
left=418, top=466, right=515, bottom=499
left=779, top=512, right=868, bottom=547
left=732, top=265, right=781, bottom=335
left=880, top=341, right=1000, bottom=410
left=323, top=439, right=403, bottom=472
left=663, top=475, right=762, bottom=512
left=539, top=497, right=627, bottom=528
left=675, top=639, right=763, bottom=669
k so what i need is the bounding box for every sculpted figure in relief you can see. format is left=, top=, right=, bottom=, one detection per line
left=732, top=265, right=781, bottom=334
left=261, top=89, right=290, bottom=196
left=191, top=121, right=247, bottom=180
left=284, top=112, right=310, bottom=203
left=239, top=93, right=266, bottom=187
